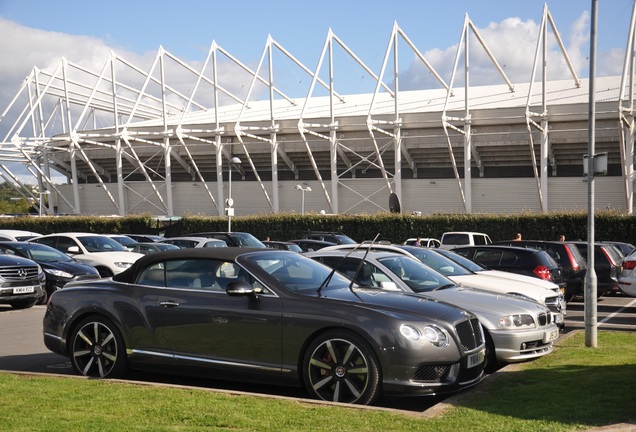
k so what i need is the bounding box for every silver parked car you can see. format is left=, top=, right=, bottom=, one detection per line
left=162, top=237, right=228, bottom=249
left=307, top=250, right=559, bottom=372
left=321, top=243, right=566, bottom=328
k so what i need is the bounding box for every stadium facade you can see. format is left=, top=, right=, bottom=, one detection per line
left=2, top=6, right=636, bottom=217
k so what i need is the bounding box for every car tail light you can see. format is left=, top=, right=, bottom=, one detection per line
left=623, top=259, right=636, bottom=270
left=534, top=265, right=552, bottom=281
left=564, top=245, right=580, bottom=272
left=601, top=247, right=618, bottom=267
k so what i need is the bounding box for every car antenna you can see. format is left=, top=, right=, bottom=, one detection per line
left=316, top=233, right=380, bottom=295
left=348, top=233, right=380, bottom=291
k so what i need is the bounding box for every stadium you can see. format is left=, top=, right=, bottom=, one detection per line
left=1, top=6, right=635, bottom=217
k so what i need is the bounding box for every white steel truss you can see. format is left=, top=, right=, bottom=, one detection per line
left=0, top=4, right=635, bottom=216
left=619, top=1, right=636, bottom=215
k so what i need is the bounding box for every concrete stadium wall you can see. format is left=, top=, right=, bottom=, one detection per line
left=52, top=176, right=627, bottom=216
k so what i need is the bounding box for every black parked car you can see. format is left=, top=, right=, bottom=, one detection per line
left=0, top=241, right=100, bottom=303
left=600, top=241, right=635, bottom=258
left=570, top=242, right=624, bottom=296
left=187, top=232, right=266, bottom=248
left=123, top=234, right=165, bottom=243
left=127, top=242, right=180, bottom=255
left=301, top=231, right=356, bottom=245
left=288, top=239, right=336, bottom=252
left=263, top=241, right=303, bottom=252
left=453, top=245, right=566, bottom=290
left=493, top=240, right=587, bottom=302
left=42, top=247, right=486, bottom=405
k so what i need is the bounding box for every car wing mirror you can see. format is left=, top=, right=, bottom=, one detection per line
left=379, top=281, right=400, bottom=291
left=67, top=246, right=80, bottom=254
left=226, top=280, right=255, bottom=297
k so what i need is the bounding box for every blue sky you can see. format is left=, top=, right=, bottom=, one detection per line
left=0, top=0, right=633, bottom=94
left=1, top=1, right=632, bottom=61
left=0, top=0, right=634, bottom=183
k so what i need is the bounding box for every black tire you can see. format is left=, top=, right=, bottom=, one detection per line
left=302, top=330, right=381, bottom=405
left=483, top=330, right=500, bottom=374
left=9, top=299, right=38, bottom=310
left=38, top=284, right=55, bottom=305
left=69, top=315, right=127, bottom=378
left=96, top=267, right=114, bottom=278
left=37, top=290, right=48, bottom=305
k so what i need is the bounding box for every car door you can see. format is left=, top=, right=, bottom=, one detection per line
left=145, top=258, right=284, bottom=373
left=470, top=248, right=504, bottom=268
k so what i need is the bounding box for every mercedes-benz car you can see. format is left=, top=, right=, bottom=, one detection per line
left=0, top=241, right=100, bottom=304
left=307, top=250, right=559, bottom=372
left=0, top=253, right=46, bottom=309
left=43, top=248, right=486, bottom=405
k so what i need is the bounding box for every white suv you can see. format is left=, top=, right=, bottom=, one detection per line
left=31, top=233, right=143, bottom=277
left=440, top=231, right=492, bottom=249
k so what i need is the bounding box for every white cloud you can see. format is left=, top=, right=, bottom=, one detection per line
left=0, top=13, right=628, bottom=185
left=397, top=11, right=622, bottom=91
left=0, top=18, right=117, bottom=102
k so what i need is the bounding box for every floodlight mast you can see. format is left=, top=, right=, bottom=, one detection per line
left=585, top=0, right=598, bottom=349
left=296, top=184, right=312, bottom=215
left=227, top=157, right=241, bottom=232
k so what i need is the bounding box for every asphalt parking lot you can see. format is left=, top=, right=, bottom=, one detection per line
left=1, top=294, right=635, bottom=411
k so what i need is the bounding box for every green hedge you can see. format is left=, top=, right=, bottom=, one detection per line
left=1, top=210, right=632, bottom=244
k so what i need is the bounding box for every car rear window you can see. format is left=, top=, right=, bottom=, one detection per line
left=474, top=235, right=489, bottom=245
left=442, top=233, right=469, bottom=245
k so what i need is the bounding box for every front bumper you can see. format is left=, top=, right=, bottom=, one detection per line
left=0, top=284, right=45, bottom=303
left=490, top=324, right=559, bottom=364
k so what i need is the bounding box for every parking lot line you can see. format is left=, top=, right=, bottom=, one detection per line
left=598, top=298, right=636, bottom=324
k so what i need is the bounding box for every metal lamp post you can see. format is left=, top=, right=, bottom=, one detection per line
left=39, top=191, right=51, bottom=217
left=296, top=184, right=312, bottom=215
left=227, top=157, right=241, bottom=232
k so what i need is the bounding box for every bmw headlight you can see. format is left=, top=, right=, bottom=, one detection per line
left=499, top=314, right=536, bottom=329
left=114, top=262, right=133, bottom=269
left=44, top=268, right=74, bottom=279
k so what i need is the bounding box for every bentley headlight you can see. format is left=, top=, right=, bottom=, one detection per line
left=499, top=314, right=536, bottom=329
left=114, top=262, right=133, bottom=269
left=400, top=324, right=421, bottom=341
left=422, top=325, right=449, bottom=348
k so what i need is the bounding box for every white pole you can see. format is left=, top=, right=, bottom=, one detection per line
left=585, top=0, right=598, bottom=348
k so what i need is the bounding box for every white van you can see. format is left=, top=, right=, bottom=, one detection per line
left=440, top=231, right=492, bottom=249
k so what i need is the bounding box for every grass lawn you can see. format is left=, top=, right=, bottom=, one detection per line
left=0, top=330, right=635, bottom=431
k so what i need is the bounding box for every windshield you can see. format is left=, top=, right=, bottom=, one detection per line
left=435, top=248, right=486, bottom=272
left=376, top=255, right=455, bottom=293
left=399, top=247, right=473, bottom=277
left=15, top=235, right=38, bottom=241
left=335, top=234, right=357, bottom=244
left=243, top=251, right=351, bottom=293
left=0, top=243, right=74, bottom=263
left=110, top=236, right=137, bottom=246
left=78, top=236, right=128, bottom=252
left=286, top=243, right=303, bottom=253
left=230, top=233, right=266, bottom=247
